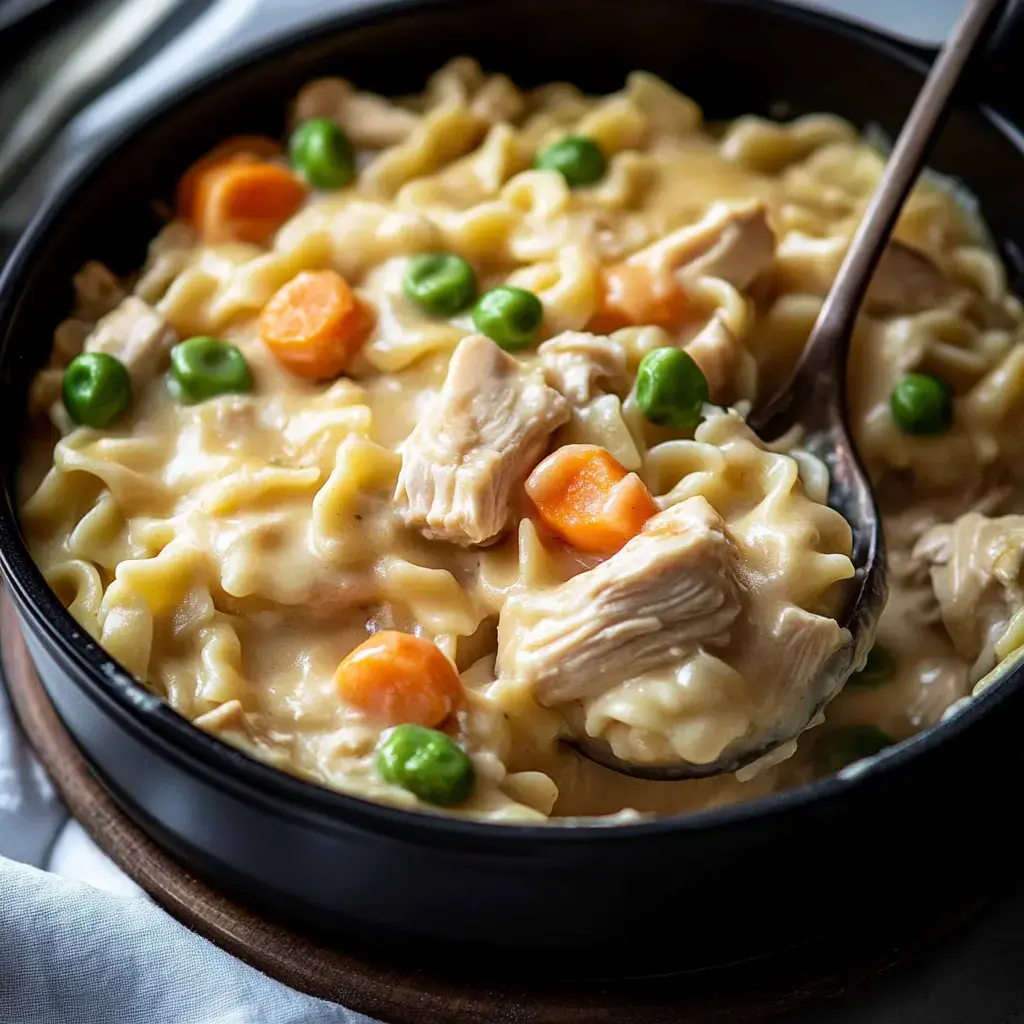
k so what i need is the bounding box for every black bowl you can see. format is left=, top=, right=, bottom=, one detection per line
left=3, top=0, right=1024, bottom=978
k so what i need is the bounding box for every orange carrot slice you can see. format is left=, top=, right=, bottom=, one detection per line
left=335, top=631, right=465, bottom=727
left=190, top=159, right=307, bottom=245
left=526, top=444, right=657, bottom=554
left=259, top=270, right=371, bottom=380
left=589, top=263, right=689, bottom=333
left=176, top=135, right=284, bottom=219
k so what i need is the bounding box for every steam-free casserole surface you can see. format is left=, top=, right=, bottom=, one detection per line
left=20, top=60, right=1024, bottom=822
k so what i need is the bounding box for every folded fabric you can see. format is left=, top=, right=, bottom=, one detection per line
left=0, top=681, right=375, bottom=1024
left=0, top=856, right=369, bottom=1024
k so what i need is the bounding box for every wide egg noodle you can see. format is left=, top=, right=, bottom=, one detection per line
left=20, top=58, right=1024, bottom=823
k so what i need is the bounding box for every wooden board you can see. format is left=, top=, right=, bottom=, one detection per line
left=0, top=596, right=993, bottom=1023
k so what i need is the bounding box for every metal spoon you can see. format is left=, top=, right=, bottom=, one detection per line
left=573, top=0, right=1009, bottom=781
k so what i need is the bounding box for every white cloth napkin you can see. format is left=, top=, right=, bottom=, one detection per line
left=0, top=679, right=374, bottom=1024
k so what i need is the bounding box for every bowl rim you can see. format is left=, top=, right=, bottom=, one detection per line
left=3, top=0, right=1024, bottom=847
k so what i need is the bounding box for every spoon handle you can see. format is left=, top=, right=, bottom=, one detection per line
left=756, top=0, right=1010, bottom=434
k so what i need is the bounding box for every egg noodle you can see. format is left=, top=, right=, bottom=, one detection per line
left=20, top=60, right=1024, bottom=822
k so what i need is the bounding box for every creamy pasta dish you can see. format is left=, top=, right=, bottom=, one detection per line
left=20, top=60, right=1024, bottom=823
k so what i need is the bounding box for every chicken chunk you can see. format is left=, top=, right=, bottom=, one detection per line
left=537, top=331, right=630, bottom=405
left=83, top=296, right=177, bottom=387
left=498, top=496, right=743, bottom=704
left=627, top=200, right=776, bottom=291
left=683, top=313, right=758, bottom=404
left=869, top=242, right=1014, bottom=328
left=761, top=604, right=847, bottom=717
left=193, top=700, right=292, bottom=768
left=395, top=334, right=570, bottom=545
left=72, top=261, right=126, bottom=321
left=292, top=78, right=419, bottom=148
left=775, top=235, right=1014, bottom=328
left=867, top=241, right=966, bottom=315
left=581, top=603, right=846, bottom=767
left=915, top=512, right=1024, bottom=675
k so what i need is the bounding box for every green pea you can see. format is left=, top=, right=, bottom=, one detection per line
left=849, top=645, right=897, bottom=687
left=375, top=724, right=475, bottom=806
left=816, top=725, right=894, bottom=774
left=404, top=253, right=477, bottom=317
left=890, top=372, right=953, bottom=435
left=533, top=135, right=606, bottom=187
left=635, top=347, right=709, bottom=430
left=289, top=117, right=355, bottom=190
left=168, top=336, right=252, bottom=404
left=472, top=285, right=544, bottom=351
left=62, top=352, right=132, bottom=428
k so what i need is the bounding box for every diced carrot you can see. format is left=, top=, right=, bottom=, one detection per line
left=526, top=444, right=658, bottom=554
left=335, top=630, right=465, bottom=727
left=176, top=135, right=285, bottom=220
left=190, top=159, right=307, bottom=246
left=589, top=263, right=689, bottom=333
left=259, top=270, right=372, bottom=380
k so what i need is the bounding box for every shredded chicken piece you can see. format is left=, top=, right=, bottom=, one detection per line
left=537, top=331, right=630, bottom=405
left=193, top=700, right=293, bottom=768
left=627, top=200, right=776, bottom=290
left=776, top=235, right=1014, bottom=328
left=869, top=242, right=1015, bottom=328
left=292, top=78, right=420, bottom=148
left=470, top=75, right=525, bottom=124
left=498, top=496, right=743, bottom=704
left=683, top=313, right=758, bottom=404
left=426, top=58, right=525, bottom=123
left=83, top=296, right=177, bottom=387
left=915, top=512, right=1024, bottom=676
left=395, top=334, right=570, bottom=545
left=867, top=242, right=965, bottom=314
left=135, top=223, right=198, bottom=304
left=762, top=604, right=847, bottom=711
left=581, top=602, right=846, bottom=767
left=72, top=262, right=126, bottom=321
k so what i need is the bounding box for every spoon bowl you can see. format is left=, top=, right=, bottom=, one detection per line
left=572, top=0, right=1008, bottom=781
left=571, top=417, right=886, bottom=782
